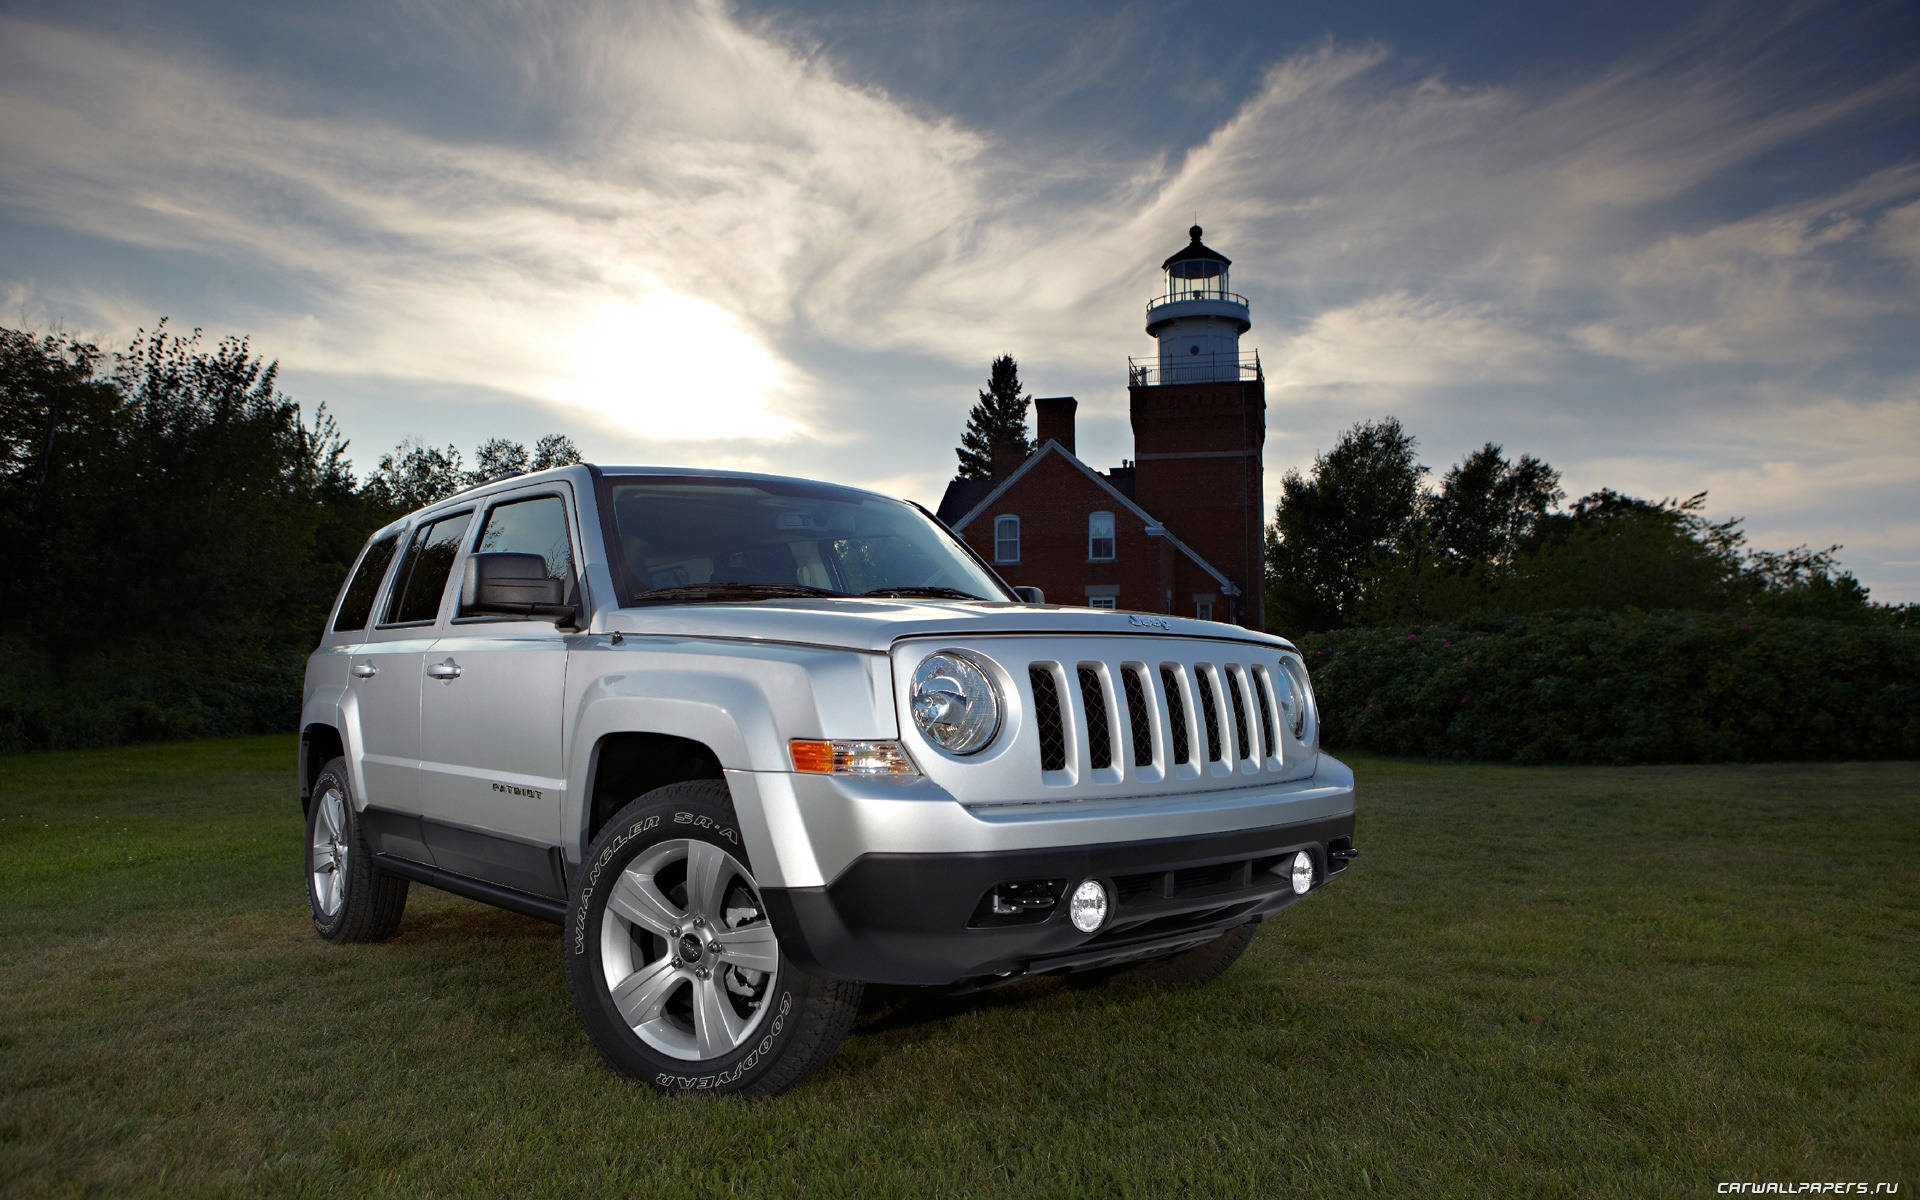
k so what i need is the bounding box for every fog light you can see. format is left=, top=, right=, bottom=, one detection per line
left=1068, top=879, right=1109, bottom=933
left=1290, top=850, right=1314, bottom=895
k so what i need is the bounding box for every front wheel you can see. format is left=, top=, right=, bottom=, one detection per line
left=565, top=780, right=861, bottom=1096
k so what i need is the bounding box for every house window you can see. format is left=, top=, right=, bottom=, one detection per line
left=1195, top=597, right=1215, bottom=621
left=1088, top=511, right=1115, bottom=561
left=994, top=515, right=1020, bottom=563
left=1089, top=596, right=1117, bottom=609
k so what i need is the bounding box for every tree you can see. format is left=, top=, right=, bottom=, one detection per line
left=532, top=433, right=582, bottom=470
left=364, top=437, right=466, bottom=515
left=1423, top=443, right=1563, bottom=570
left=955, top=354, right=1032, bottom=481
left=470, top=437, right=529, bottom=484
left=1264, top=417, right=1425, bottom=631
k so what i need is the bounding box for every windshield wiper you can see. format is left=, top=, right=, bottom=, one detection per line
left=857, top=586, right=986, bottom=600
left=631, top=583, right=847, bottom=604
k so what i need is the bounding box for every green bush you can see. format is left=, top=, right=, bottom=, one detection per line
left=0, top=636, right=305, bottom=755
left=1293, top=611, right=1920, bottom=764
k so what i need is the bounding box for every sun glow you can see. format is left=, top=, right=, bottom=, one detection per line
left=545, top=291, right=803, bottom=441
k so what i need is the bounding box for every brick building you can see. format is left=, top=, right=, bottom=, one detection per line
left=936, top=226, right=1267, bottom=630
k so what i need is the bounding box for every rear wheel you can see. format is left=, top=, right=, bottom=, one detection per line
left=306, top=757, right=408, bottom=943
left=566, top=780, right=861, bottom=1096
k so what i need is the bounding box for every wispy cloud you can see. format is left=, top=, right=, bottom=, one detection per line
left=1, top=0, right=1916, bottom=595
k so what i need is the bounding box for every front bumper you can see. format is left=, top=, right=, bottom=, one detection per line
left=761, top=809, right=1357, bottom=986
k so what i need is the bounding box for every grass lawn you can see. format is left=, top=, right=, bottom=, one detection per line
left=2, top=737, right=1915, bottom=1198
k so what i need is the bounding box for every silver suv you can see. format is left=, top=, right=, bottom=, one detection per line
left=300, top=465, right=1357, bottom=1095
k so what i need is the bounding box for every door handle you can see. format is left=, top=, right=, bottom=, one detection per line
left=351, top=663, right=377, bottom=679
left=426, top=658, right=463, bottom=681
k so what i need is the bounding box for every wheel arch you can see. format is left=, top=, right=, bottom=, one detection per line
left=299, top=722, right=347, bottom=815
left=581, top=731, right=725, bottom=851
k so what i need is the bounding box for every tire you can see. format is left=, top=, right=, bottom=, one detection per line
left=1105, top=922, right=1259, bottom=986
left=306, top=757, right=409, bottom=943
left=566, top=779, right=862, bottom=1097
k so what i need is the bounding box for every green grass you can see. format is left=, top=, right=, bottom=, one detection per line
left=2, top=738, right=1916, bottom=1198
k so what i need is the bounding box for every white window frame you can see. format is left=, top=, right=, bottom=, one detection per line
left=994, top=515, right=1020, bottom=564
left=1088, top=511, right=1115, bottom=562
left=1088, top=596, right=1117, bottom=609
left=1195, top=597, right=1215, bottom=621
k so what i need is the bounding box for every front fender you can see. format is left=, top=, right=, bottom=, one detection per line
left=560, top=639, right=897, bottom=865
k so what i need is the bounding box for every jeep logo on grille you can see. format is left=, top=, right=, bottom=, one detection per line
left=1127, top=614, right=1172, bottom=630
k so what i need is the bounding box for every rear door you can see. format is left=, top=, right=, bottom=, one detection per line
left=351, top=508, right=473, bottom=850
left=415, top=488, right=579, bottom=896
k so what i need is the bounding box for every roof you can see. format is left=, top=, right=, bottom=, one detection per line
left=935, top=476, right=995, bottom=527
left=1162, top=224, right=1230, bottom=271
left=946, top=440, right=1239, bottom=596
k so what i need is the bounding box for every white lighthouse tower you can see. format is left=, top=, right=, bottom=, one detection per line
left=1143, top=225, right=1252, bottom=384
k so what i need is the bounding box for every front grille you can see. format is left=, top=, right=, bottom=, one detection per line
left=1010, top=646, right=1300, bottom=788
left=1030, top=667, right=1066, bottom=771
left=1077, top=666, right=1112, bottom=770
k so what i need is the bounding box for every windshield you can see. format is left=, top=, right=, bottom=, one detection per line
left=599, top=475, right=1013, bottom=605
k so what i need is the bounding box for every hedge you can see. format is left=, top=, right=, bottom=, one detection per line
left=1292, top=611, right=1920, bottom=764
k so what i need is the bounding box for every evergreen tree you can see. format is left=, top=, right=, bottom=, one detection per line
left=955, top=354, right=1033, bottom=480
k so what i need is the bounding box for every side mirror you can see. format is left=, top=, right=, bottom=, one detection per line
left=463, top=552, right=576, bottom=622
left=1013, top=586, right=1045, bottom=604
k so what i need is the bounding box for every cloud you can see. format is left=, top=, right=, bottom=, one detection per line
left=1, top=0, right=1916, bottom=594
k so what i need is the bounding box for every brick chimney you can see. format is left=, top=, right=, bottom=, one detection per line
left=990, top=439, right=1027, bottom=482
left=1035, top=396, right=1077, bottom=456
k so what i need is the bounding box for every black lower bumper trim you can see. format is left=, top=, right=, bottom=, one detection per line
left=762, top=811, right=1356, bottom=986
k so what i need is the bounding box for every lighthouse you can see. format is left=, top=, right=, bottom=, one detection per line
left=1128, top=225, right=1266, bottom=628
left=936, top=224, right=1268, bottom=630
left=1144, top=225, right=1253, bottom=384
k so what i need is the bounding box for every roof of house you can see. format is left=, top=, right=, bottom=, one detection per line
left=943, top=440, right=1238, bottom=596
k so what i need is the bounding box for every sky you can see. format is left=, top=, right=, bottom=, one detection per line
left=3, top=0, right=1917, bottom=599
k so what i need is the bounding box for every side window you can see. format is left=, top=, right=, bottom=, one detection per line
left=461, top=495, right=576, bottom=617
left=381, top=511, right=473, bottom=626
left=1088, top=511, right=1115, bottom=561
left=994, top=515, right=1020, bottom=564
left=331, top=533, right=399, bottom=633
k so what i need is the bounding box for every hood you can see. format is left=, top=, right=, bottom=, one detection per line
left=597, top=599, right=1294, bottom=655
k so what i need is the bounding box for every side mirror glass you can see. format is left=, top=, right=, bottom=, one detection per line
left=463, top=552, right=574, bottom=621
left=1013, top=586, right=1045, bottom=604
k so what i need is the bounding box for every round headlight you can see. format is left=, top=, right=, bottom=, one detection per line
left=910, top=652, right=1001, bottom=754
left=1277, top=658, right=1315, bottom=742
